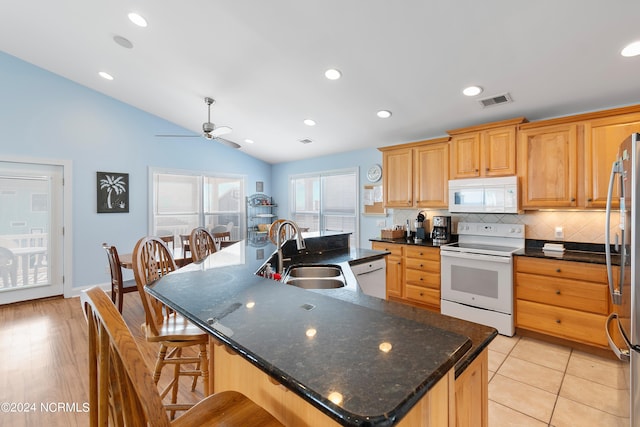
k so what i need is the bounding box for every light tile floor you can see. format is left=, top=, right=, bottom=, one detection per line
left=488, top=335, right=630, bottom=426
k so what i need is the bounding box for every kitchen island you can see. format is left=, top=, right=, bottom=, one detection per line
left=146, top=234, right=496, bottom=426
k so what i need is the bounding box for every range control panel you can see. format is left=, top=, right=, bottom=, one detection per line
left=456, top=222, right=525, bottom=239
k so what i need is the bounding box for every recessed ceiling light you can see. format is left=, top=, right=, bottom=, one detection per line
left=244, top=139, right=254, bottom=144
left=376, top=110, right=392, bottom=119
left=324, top=68, right=342, bottom=80
left=463, top=86, right=483, bottom=97
left=303, top=119, right=316, bottom=126
left=98, top=71, right=114, bottom=81
left=128, top=12, right=148, bottom=27
left=621, top=41, right=640, bottom=57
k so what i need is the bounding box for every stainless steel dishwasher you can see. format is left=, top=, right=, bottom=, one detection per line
left=350, top=258, right=386, bottom=299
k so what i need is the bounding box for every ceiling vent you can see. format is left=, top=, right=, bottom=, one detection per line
left=478, top=93, right=513, bottom=108
left=299, top=138, right=313, bottom=144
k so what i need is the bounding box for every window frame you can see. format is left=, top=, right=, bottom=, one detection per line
left=148, top=167, right=246, bottom=240
left=288, top=167, right=359, bottom=247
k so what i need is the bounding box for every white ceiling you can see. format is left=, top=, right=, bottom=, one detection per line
left=2, top=1, right=640, bottom=164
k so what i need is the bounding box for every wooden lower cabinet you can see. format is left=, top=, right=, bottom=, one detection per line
left=371, top=242, right=404, bottom=299
left=212, top=339, right=482, bottom=426
left=372, top=241, right=440, bottom=310
left=404, top=246, right=441, bottom=310
left=515, top=256, right=611, bottom=348
left=455, top=349, right=488, bottom=427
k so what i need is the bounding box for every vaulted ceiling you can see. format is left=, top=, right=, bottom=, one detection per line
left=2, top=1, right=639, bottom=163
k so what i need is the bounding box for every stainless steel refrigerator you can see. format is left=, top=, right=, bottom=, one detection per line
left=605, top=132, right=640, bottom=426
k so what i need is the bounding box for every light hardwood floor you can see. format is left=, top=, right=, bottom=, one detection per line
left=0, top=291, right=204, bottom=427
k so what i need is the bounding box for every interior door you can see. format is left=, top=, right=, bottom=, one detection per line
left=0, top=161, right=64, bottom=304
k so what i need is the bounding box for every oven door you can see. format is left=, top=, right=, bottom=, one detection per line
left=440, top=250, right=513, bottom=314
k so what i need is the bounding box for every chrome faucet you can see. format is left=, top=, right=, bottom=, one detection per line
left=276, top=220, right=306, bottom=274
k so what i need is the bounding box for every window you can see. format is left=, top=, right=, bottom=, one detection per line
left=150, top=169, right=245, bottom=241
left=289, top=168, right=358, bottom=247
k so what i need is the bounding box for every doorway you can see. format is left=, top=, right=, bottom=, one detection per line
left=0, top=160, right=66, bottom=304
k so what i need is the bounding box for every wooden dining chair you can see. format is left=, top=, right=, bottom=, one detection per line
left=158, top=234, right=175, bottom=252
left=212, top=231, right=231, bottom=250
left=81, top=287, right=284, bottom=427
left=131, top=236, right=209, bottom=416
left=102, top=243, right=138, bottom=313
left=189, top=227, right=217, bottom=262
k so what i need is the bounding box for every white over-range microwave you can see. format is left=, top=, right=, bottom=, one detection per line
left=448, top=176, right=519, bottom=213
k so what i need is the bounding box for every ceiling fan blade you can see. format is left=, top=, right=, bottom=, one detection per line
left=215, top=137, right=241, bottom=149
left=155, top=134, right=201, bottom=138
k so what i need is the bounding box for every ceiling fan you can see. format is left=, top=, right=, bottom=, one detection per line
left=155, top=97, right=240, bottom=149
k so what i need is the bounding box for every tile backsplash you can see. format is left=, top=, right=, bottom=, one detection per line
left=390, top=209, right=619, bottom=245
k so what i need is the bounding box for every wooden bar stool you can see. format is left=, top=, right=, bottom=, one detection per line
left=132, top=236, right=209, bottom=417
left=102, top=243, right=137, bottom=313
left=81, top=287, right=283, bottom=426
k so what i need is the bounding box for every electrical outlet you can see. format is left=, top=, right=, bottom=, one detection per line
left=376, top=219, right=386, bottom=228
left=554, top=226, right=564, bottom=239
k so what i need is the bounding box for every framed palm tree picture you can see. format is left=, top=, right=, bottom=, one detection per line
left=97, top=172, right=129, bottom=213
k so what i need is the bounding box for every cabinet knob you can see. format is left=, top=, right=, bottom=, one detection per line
left=571, top=198, right=576, bottom=202
left=587, top=198, right=593, bottom=202
left=556, top=319, right=561, bottom=324
left=555, top=290, right=561, bottom=295
left=419, top=292, right=424, bottom=296
left=419, top=263, right=424, bottom=267
left=485, top=168, right=489, bottom=172
left=556, top=268, right=561, bottom=273
left=419, top=277, right=423, bottom=281
left=475, top=169, right=479, bottom=172
left=407, top=201, right=411, bottom=205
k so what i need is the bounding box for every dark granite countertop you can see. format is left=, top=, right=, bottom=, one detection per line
left=146, top=234, right=495, bottom=426
left=515, top=239, right=622, bottom=266
left=369, top=236, right=451, bottom=248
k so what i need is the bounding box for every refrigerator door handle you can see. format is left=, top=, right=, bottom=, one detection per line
left=605, top=160, right=623, bottom=305
left=605, top=313, right=630, bottom=362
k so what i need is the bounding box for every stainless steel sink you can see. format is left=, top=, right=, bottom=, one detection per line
left=283, top=265, right=345, bottom=289
left=285, top=278, right=345, bottom=289
left=286, top=266, right=342, bottom=278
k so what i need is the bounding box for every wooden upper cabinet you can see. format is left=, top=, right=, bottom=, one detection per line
left=380, top=138, right=450, bottom=209
left=583, top=112, right=640, bottom=208
left=518, top=123, right=578, bottom=208
left=414, top=142, right=449, bottom=208
left=448, top=118, right=525, bottom=179
left=483, top=126, right=517, bottom=176
left=450, top=133, right=480, bottom=178
left=382, top=146, right=413, bottom=207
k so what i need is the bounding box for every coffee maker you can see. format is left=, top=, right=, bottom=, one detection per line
left=431, top=216, right=451, bottom=245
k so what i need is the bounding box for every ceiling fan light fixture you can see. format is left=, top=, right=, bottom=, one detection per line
left=621, top=41, right=640, bottom=57
left=128, top=12, right=148, bottom=27
left=212, top=125, right=232, bottom=136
